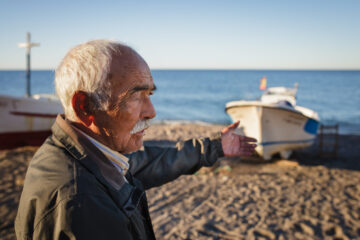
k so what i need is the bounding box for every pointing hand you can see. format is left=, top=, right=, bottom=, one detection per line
left=221, top=121, right=257, bottom=157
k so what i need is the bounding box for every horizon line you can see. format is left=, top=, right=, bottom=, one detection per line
left=1, top=68, right=360, bottom=71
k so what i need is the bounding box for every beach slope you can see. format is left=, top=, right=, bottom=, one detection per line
left=1, top=122, right=359, bottom=239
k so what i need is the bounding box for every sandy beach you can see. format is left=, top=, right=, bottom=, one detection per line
left=1, top=122, right=360, bottom=239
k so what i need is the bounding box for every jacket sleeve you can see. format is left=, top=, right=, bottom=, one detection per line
left=128, top=136, right=224, bottom=190
left=28, top=195, right=134, bottom=240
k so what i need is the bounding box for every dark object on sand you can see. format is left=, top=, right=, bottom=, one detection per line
left=318, top=124, right=339, bottom=159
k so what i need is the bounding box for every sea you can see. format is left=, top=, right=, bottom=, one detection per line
left=1, top=70, right=359, bottom=135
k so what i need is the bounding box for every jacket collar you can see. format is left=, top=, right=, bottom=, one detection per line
left=51, top=115, right=126, bottom=191
left=74, top=127, right=130, bottom=175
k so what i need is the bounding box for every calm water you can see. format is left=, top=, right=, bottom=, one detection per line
left=1, top=70, right=359, bottom=134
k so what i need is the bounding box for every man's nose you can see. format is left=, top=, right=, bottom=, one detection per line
left=143, top=97, right=156, bottom=120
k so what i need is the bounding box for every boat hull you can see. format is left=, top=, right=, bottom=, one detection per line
left=226, top=102, right=319, bottom=160
left=0, top=95, right=63, bottom=149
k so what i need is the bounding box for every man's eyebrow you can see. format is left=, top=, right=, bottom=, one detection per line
left=129, top=84, right=157, bottom=93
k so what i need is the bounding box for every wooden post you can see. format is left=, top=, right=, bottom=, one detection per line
left=18, top=32, right=40, bottom=97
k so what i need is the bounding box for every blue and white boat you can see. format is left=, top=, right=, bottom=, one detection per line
left=225, top=83, right=319, bottom=160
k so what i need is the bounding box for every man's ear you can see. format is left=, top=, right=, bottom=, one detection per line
left=72, top=91, right=94, bottom=126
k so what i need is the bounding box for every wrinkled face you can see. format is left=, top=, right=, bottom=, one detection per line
left=94, top=51, right=156, bottom=153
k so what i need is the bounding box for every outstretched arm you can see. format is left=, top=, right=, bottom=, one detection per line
left=129, top=121, right=257, bottom=190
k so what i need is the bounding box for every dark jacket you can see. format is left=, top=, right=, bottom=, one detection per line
left=15, top=116, right=224, bottom=239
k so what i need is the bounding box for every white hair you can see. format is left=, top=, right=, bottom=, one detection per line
left=55, top=40, right=124, bottom=121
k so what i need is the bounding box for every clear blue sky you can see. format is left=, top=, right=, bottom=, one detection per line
left=1, top=0, right=359, bottom=70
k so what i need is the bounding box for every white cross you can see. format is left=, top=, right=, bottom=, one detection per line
left=18, top=32, right=40, bottom=53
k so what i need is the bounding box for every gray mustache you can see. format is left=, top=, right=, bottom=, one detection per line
left=130, top=120, right=152, bottom=134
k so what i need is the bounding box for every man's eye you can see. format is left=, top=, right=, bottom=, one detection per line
left=149, top=91, right=154, bottom=96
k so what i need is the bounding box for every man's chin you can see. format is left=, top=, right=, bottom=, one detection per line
left=121, top=137, right=143, bottom=154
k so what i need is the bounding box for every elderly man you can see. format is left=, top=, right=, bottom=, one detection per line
left=15, top=40, right=256, bottom=239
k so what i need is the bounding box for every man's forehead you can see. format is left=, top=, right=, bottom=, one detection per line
left=113, top=69, right=154, bottom=92
left=109, top=72, right=155, bottom=107
left=109, top=51, right=154, bottom=91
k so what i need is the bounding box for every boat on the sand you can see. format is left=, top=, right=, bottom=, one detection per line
left=0, top=94, right=63, bottom=149
left=225, top=82, right=319, bottom=160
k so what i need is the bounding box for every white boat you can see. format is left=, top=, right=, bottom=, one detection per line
left=225, top=83, right=320, bottom=160
left=0, top=94, right=63, bottom=149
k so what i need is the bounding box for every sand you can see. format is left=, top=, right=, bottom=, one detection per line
left=1, top=122, right=360, bottom=239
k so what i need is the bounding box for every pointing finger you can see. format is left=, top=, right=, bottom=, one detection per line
left=222, top=121, right=240, bottom=134
left=227, top=121, right=240, bottom=130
